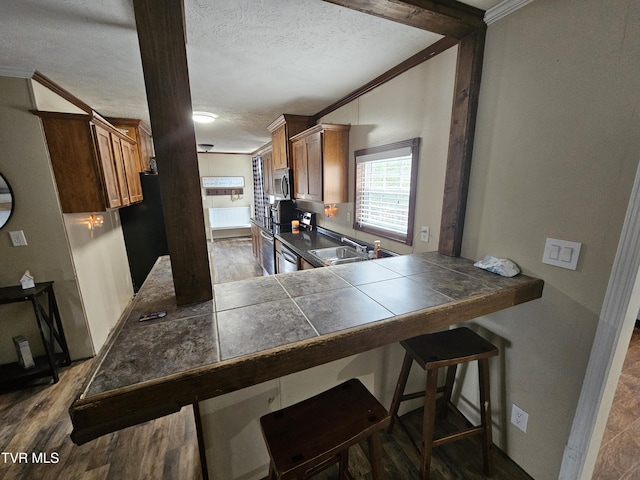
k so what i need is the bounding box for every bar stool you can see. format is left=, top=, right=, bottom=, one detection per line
left=260, top=378, right=390, bottom=479
left=387, top=327, right=498, bottom=479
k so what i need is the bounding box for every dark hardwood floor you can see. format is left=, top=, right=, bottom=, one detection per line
left=208, top=236, right=263, bottom=284
left=1, top=238, right=533, bottom=479
left=0, top=359, right=202, bottom=480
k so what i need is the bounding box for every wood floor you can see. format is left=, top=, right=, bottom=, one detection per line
left=208, top=236, right=263, bottom=284
left=593, top=327, right=640, bottom=479
left=1, top=238, right=534, bottom=480
left=0, top=359, right=202, bottom=480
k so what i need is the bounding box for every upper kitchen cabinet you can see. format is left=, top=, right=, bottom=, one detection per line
left=35, top=111, right=143, bottom=213
left=107, top=117, right=155, bottom=173
left=267, top=114, right=314, bottom=170
left=291, top=124, right=350, bottom=203
left=254, top=142, right=274, bottom=195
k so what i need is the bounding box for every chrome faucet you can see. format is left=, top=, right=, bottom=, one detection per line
left=341, top=237, right=368, bottom=255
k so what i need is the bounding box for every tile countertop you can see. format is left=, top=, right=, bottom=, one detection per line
left=69, top=252, right=544, bottom=445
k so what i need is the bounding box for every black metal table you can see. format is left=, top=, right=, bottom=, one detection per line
left=0, top=282, right=71, bottom=389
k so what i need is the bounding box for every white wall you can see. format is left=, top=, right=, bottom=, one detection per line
left=198, top=153, right=254, bottom=239
left=312, top=45, right=457, bottom=254
left=0, top=76, right=93, bottom=362
left=457, top=0, right=640, bottom=478
left=0, top=75, right=134, bottom=364
left=63, top=211, right=133, bottom=352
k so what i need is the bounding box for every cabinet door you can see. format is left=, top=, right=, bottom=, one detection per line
left=93, top=124, right=122, bottom=209
left=262, top=150, right=273, bottom=195
left=122, top=140, right=143, bottom=203
left=271, top=124, right=288, bottom=170
left=138, top=127, right=154, bottom=172
left=292, top=138, right=308, bottom=199
left=110, top=135, right=130, bottom=206
left=300, top=258, right=315, bottom=270
left=306, top=132, right=323, bottom=202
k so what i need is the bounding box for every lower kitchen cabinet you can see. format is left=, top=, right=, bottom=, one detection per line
left=300, top=257, right=315, bottom=270
left=251, top=224, right=262, bottom=265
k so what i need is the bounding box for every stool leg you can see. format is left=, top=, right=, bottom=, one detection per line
left=367, top=431, right=385, bottom=480
left=478, top=358, right=495, bottom=476
left=338, top=449, right=350, bottom=480
left=421, top=368, right=439, bottom=480
left=439, top=364, right=458, bottom=419
left=387, top=352, right=413, bottom=434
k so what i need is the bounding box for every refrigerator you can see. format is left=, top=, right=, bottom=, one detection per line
left=119, top=172, right=169, bottom=292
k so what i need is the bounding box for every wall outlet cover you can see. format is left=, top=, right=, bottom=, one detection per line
left=511, top=403, right=529, bottom=433
left=9, top=230, right=28, bottom=247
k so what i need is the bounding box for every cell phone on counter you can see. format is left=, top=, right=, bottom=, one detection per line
left=139, top=310, right=167, bottom=322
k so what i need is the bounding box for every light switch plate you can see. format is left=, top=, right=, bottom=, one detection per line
left=542, top=237, right=581, bottom=270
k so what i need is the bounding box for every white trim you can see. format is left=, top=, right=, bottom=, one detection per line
left=559, top=159, right=640, bottom=479
left=0, top=66, right=34, bottom=79
left=485, top=0, right=537, bottom=25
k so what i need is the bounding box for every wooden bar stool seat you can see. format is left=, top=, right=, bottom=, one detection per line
left=388, top=327, right=499, bottom=479
left=260, top=378, right=390, bottom=480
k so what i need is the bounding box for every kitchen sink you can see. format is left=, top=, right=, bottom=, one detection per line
left=308, top=246, right=368, bottom=266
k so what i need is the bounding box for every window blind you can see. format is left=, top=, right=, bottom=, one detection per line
left=355, top=150, right=413, bottom=237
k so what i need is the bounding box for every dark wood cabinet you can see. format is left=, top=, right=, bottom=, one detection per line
left=291, top=124, right=350, bottom=203
left=300, top=257, right=315, bottom=270
left=35, top=111, right=143, bottom=213
left=254, top=142, right=274, bottom=195
left=108, top=117, right=155, bottom=173
left=251, top=224, right=262, bottom=265
left=267, top=114, right=314, bottom=170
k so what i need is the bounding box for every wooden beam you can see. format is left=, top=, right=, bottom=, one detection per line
left=314, top=36, right=458, bottom=120
left=439, top=28, right=486, bottom=256
left=322, top=0, right=485, bottom=39
left=132, top=0, right=212, bottom=305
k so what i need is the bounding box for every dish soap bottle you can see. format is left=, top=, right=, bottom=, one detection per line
left=374, top=240, right=381, bottom=259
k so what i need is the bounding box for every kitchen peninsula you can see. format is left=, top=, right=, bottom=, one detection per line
left=69, top=251, right=543, bottom=448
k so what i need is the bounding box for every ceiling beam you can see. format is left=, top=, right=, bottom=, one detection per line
left=322, top=0, right=486, bottom=39
left=132, top=0, right=212, bottom=306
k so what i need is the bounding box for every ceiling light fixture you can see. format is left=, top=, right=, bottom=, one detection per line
left=198, top=143, right=215, bottom=152
left=192, top=111, right=218, bottom=124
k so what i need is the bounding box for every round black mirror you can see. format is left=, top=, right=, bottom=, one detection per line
left=0, top=173, right=15, bottom=229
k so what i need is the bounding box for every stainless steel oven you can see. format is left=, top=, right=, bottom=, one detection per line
left=260, top=229, right=275, bottom=275
left=280, top=244, right=299, bottom=273
left=273, top=168, right=292, bottom=200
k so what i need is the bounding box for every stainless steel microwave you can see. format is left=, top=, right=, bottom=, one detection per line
left=273, top=168, right=292, bottom=199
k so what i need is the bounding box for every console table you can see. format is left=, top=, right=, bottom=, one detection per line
left=0, top=282, right=71, bottom=389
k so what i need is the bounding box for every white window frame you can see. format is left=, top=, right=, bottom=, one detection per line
left=354, top=138, right=420, bottom=245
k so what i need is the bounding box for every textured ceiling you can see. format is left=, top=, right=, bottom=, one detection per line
left=0, top=0, right=504, bottom=153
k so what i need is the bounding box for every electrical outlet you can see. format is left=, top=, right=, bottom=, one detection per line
left=420, top=226, right=430, bottom=243
left=9, top=230, right=28, bottom=247
left=511, top=404, right=529, bottom=433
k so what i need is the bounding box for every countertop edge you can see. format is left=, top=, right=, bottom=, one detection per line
left=69, top=277, right=544, bottom=445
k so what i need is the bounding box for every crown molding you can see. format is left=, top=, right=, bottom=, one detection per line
left=0, top=66, right=35, bottom=79
left=485, top=0, right=536, bottom=25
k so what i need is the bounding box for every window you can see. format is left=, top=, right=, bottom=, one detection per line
left=354, top=138, right=420, bottom=245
